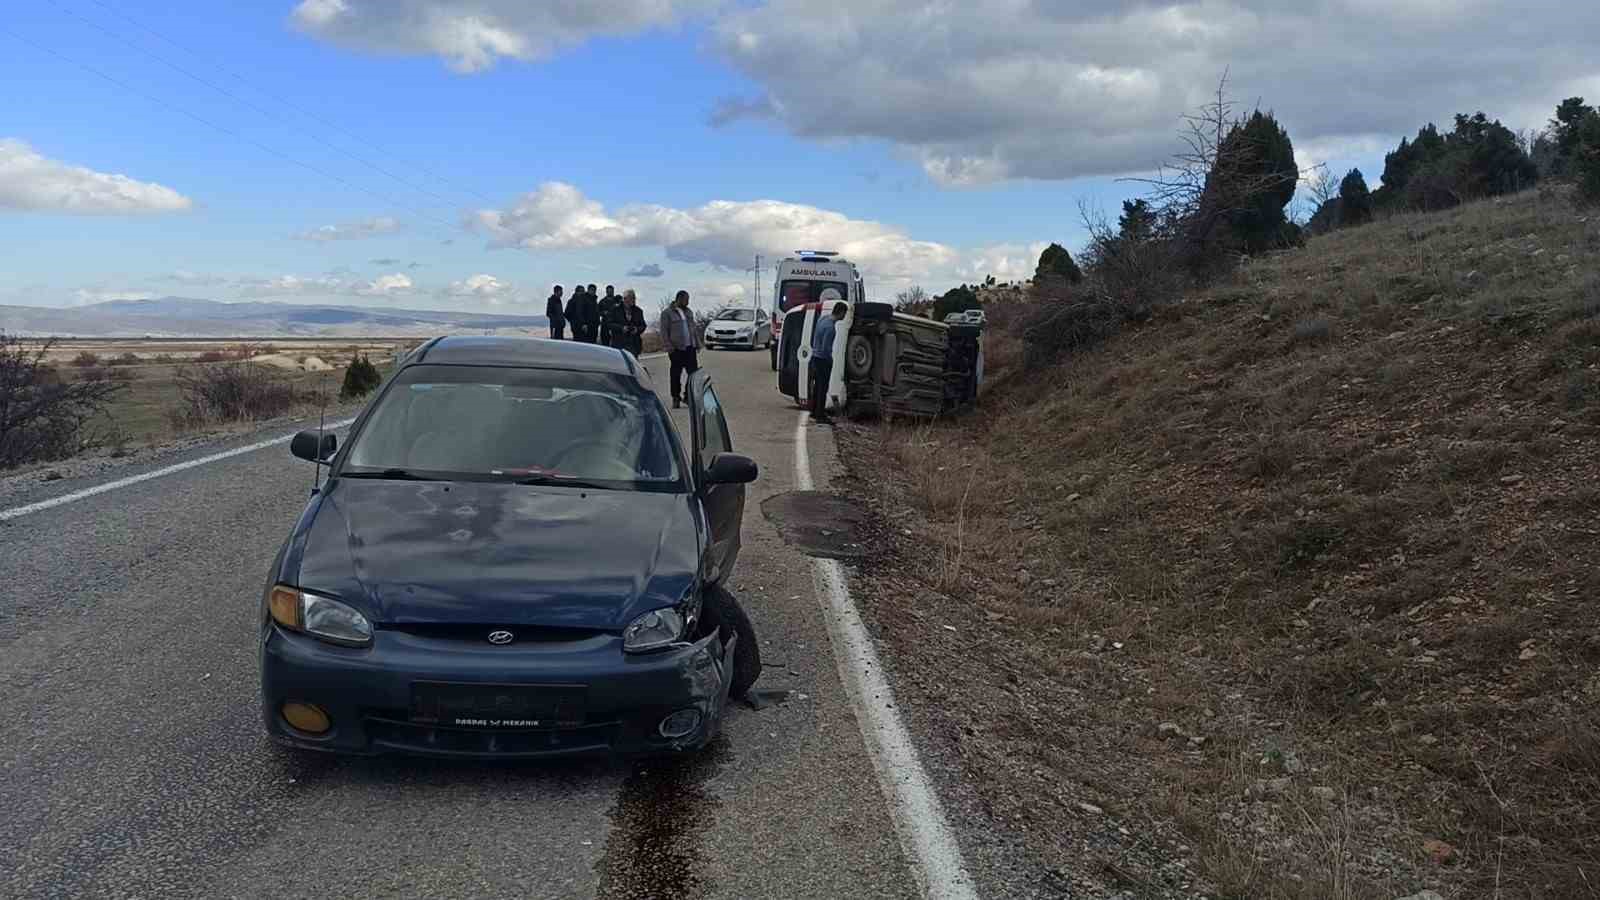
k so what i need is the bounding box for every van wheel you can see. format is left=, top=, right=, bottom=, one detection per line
left=700, top=584, right=760, bottom=699
left=845, top=335, right=874, bottom=378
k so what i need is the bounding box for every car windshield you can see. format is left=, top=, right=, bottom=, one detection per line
left=715, top=309, right=757, bottom=322
left=342, top=364, right=681, bottom=490
left=777, top=280, right=848, bottom=312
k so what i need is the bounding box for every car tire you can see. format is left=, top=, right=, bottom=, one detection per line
left=845, top=334, right=874, bottom=378
left=770, top=345, right=778, bottom=371
left=701, top=583, right=760, bottom=699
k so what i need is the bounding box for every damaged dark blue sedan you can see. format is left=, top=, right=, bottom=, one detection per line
left=259, top=336, right=760, bottom=758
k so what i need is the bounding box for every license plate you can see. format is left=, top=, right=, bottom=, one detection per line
left=410, top=682, right=587, bottom=729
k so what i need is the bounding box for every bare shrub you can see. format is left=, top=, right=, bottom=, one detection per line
left=194, top=350, right=228, bottom=363
left=109, top=352, right=141, bottom=366
left=170, top=362, right=313, bottom=429
left=71, top=350, right=101, bottom=367
left=1, top=334, right=126, bottom=468
left=1018, top=291, right=1129, bottom=368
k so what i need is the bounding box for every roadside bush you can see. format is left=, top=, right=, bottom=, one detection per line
left=109, top=352, right=142, bottom=367
left=339, top=353, right=382, bottom=400
left=71, top=351, right=101, bottom=367
left=1018, top=289, right=1129, bottom=368
left=1, top=333, right=126, bottom=468
left=194, top=350, right=228, bottom=363
left=171, top=362, right=312, bottom=428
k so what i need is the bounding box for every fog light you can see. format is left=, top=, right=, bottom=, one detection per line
left=658, top=708, right=701, bottom=739
left=281, top=701, right=331, bottom=735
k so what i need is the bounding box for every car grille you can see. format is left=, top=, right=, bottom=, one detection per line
left=381, top=623, right=604, bottom=643
left=365, top=716, right=619, bottom=756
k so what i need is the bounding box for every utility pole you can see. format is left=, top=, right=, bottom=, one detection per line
left=748, top=254, right=762, bottom=311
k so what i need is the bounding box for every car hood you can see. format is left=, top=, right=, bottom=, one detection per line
left=289, top=479, right=702, bottom=631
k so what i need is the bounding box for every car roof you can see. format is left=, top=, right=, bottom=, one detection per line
left=403, top=335, right=641, bottom=377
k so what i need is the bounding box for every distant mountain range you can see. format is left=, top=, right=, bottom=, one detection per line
left=0, top=297, right=548, bottom=338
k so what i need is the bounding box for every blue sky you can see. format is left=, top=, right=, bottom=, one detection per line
left=3, top=1, right=1595, bottom=313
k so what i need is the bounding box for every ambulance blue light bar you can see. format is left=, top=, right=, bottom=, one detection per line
left=794, top=250, right=838, bottom=258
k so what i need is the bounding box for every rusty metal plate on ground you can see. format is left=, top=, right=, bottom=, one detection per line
left=760, top=491, right=872, bottom=560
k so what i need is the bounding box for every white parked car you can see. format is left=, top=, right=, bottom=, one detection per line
left=704, top=307, right=773, bottom=351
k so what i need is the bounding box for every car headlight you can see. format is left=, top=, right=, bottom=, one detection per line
left=268, top=585, right=373, bottom=647
left=623, top=607, right=685, bottom=652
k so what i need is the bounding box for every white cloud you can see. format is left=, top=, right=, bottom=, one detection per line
left=355, top=272, right=414, bottom=296
left=710, top=0, right=1600, bottom=185
left=0, top=138, right=192, bottom=214
left=445, top=273, right=515, bottom=303
left=471, top=182, right=958, bottom=283
left=235, top=274, right=347, bottom=297
left=627, top=262, right=665, bottom=278
left=957, top=242, right=1051, bottom=284
left=72, top=287, right=158, bottom=305
left=160, top=270, right=231, bottom=287
left=292, top=216, right=402, bottom=241
left=291, top=0, right=722, bottom=72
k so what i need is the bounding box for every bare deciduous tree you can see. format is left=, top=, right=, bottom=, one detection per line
left=0, top=334, right=126, bottom=468
left=894, top=285, right=929, bottom=311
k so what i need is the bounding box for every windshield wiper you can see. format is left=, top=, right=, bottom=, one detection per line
left=340, top=468, right=440, bottom=481
left=514, top=474, right=610, bottom=490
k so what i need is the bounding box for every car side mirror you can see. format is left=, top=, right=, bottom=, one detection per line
left=290, top=430, right=337, bottom=463
left=704, top=452, right=758, bottom=485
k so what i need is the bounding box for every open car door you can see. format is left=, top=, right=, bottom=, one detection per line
left=687, top=370, right=747, bottom=585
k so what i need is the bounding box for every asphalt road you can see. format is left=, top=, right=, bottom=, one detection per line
left=0, top=346, right=927, bottom=900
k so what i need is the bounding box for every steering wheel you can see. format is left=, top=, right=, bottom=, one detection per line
left=549, top=439, right=637, bottom=479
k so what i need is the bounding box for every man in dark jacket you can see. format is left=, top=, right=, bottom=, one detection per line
left=581, top=285, right=601, bottom=343
left=598, top=285, right=622, bottom=347
left=565, top=284, right=599, bottom=343
left=545, top=285, right=565, bottom=339
left=621, top=290, right=647, bottom=355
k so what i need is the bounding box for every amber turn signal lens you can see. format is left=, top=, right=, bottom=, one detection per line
left=268, top=585, right=301, bottom=630
left=281, top=702, right=330, bottom=735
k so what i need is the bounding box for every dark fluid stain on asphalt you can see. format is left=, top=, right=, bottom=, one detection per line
left=595, top=737, right=730, bottom=899
left=760, top=490, right=872, bottom=560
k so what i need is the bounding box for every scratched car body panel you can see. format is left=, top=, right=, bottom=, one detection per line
left=259, top=335, right=759, bottom=758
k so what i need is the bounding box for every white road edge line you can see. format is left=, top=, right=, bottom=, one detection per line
left=0, top=418, right=357, bottom=522
left=795, top=413, right=979, bottom=900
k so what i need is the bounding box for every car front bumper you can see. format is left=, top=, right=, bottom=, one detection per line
left=260, top=625, right=733, bottom=759
left=705, top=333, right=759, bottom=347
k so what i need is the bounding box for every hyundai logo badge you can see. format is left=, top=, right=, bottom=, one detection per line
left=487, top=630, right=514, bottom=645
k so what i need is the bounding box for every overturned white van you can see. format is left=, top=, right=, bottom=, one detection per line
left=772, top=252, right=982, bottom=418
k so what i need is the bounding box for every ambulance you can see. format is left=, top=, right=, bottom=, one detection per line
left=773, top=251, right=982, bottom=418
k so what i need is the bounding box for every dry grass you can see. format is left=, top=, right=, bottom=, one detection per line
left=837, top=187, right=1600, bottom=898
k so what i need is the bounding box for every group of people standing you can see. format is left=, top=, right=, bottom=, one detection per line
left=545, top=284, right=648, bottom=355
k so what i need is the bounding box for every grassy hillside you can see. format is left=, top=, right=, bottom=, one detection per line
left=840, top=186, right=1599, bottom=897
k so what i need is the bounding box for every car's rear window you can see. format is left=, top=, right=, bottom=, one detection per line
left=715, top=309, right=757, bottom=322
left=343, top=364, right=682, bottom=490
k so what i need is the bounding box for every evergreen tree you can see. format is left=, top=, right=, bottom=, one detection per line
left=1035, top=243, right=1083, bottom=284
left=1212, top=110, right=1299, bottom=252
left=1117, top=199, right=1157, bottom=242
left=1338, top=168, right=1373, bottom=226
left=931, top=284, right=982, bottom=322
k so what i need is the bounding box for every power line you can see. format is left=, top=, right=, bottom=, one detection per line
left=1, top=24, right=463, bottom=242
left=38, top=0, right=476, bottom=227
left=77, top=0, right=500, bottom=208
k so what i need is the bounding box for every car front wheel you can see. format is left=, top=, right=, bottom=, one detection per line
left=700, top=583, right=760, bottom=699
